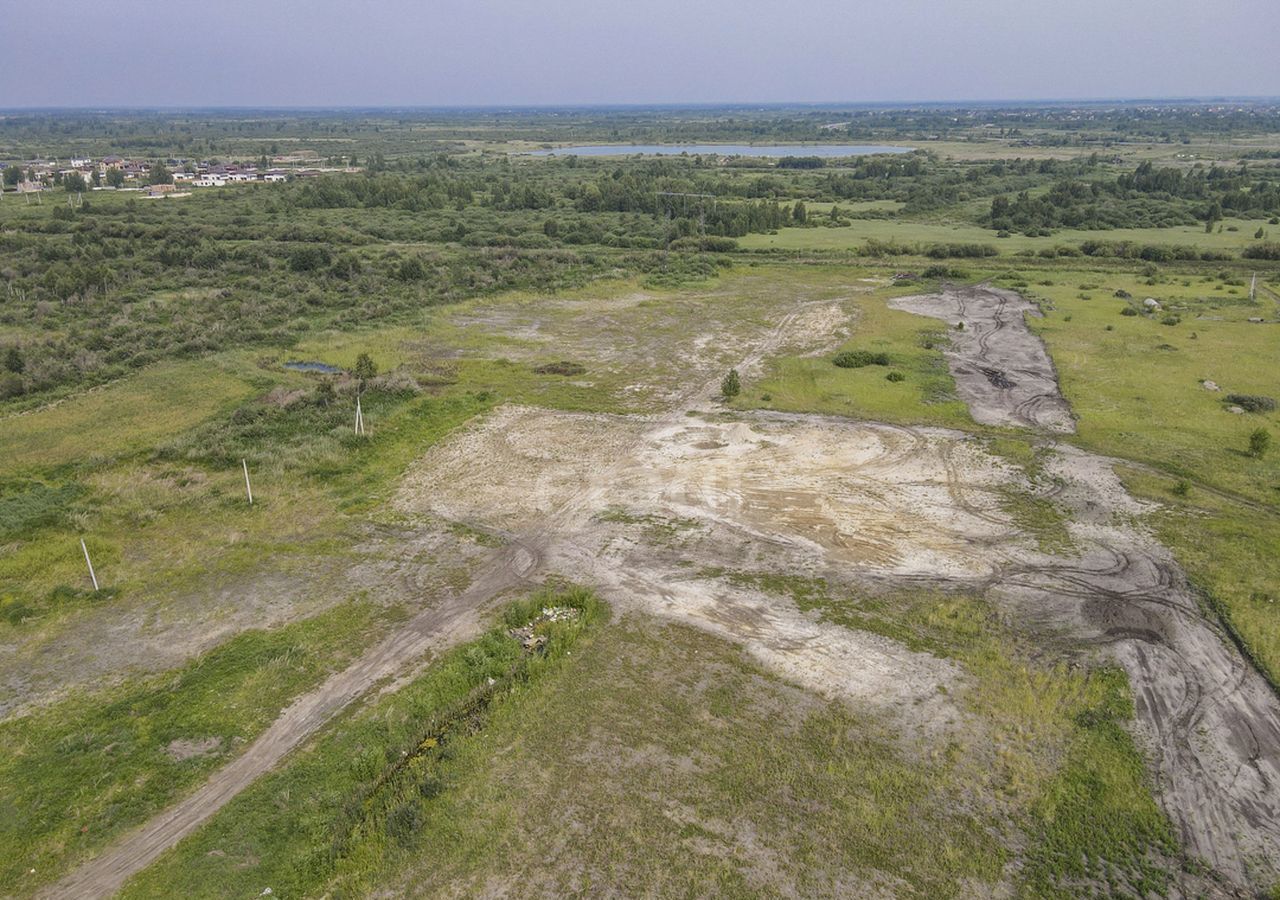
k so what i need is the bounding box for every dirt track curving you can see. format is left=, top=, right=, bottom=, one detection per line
left=887, top=288, right=1280, bottom=887
left=890, top=283, right=1076, bottom=433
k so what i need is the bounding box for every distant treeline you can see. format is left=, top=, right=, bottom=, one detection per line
left=988, top=161, right=1280, bottom=234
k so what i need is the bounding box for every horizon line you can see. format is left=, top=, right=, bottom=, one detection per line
left=3, top=95, right=1280, bottom=114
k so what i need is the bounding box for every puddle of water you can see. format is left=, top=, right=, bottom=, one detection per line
left=283, top=360, right=342, bottom=374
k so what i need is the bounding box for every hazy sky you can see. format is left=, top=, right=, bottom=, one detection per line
left=4, top=0, right=1279, bottom=107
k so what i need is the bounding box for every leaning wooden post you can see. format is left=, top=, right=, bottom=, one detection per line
left=80, top=538, right=99, bottom=591
left=355, top=395, right=363, bottom=435
left=242, top=459, right=254, bottom=505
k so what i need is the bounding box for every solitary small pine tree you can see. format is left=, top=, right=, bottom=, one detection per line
left=1256, top=227, right=1266, bottom=240
left=721, top=368, right=741, bottom=400
left=353, top=352, right=378, bottom=389
left=3, top=346, right=23, bottom=374
left=1249, top=427, right=1271, bottom=458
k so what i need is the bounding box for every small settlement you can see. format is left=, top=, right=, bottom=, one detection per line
left=1, top=150, right=357, bottom=198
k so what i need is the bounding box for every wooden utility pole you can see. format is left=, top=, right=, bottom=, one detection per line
left=81, top=538, right=99, bottom=591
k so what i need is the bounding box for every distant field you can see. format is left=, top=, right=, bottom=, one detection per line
left=740, top=217, right=1277, bottom=254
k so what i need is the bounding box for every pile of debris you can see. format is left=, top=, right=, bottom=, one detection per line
left=979, top=366, right=1017, bottom=389
left=508, top=606, right=580, bottom=652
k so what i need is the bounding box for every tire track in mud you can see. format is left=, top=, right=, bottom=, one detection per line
left=891, top=283, right=1075, bottom=433
left=893, top=286, right=1280, bottom=891
left=43, top=301, right=844, bottom=900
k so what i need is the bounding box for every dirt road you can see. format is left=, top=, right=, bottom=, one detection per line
left=889, top=286, right=1280, bottom=887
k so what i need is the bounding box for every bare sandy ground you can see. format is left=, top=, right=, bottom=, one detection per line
left=398, top=402, right=1280, bottom=888
left=43, top=298, right=853, bottom=899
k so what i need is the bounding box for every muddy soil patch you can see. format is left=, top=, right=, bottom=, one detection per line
left=890, top=285, right=1075, bottom=433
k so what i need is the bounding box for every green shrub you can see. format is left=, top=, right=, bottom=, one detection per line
left=386, top=801, right=422, bottom=845
left=833, top=350, right=891, bottom=369
left=886, top=371, right=905, bottom=383
left=0, top=480, right=83, bottom=538
left=1243, top=242, right=1280, bottom=260
left=533, top=361, right=586, bottom=376
left=1249, top=428, right=1272, bottom=458
left=721, top=368, right=741, bottom=399
left=1226, top=394, right=1277, bottom=413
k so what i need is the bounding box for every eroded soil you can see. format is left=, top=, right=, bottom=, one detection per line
left=399, top=401, right=1280, bottom=888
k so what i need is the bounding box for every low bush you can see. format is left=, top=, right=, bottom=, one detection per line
left=833, top=350, right=891, bottom=368
left=1242, top=242, right=1280, bottom=260
left=922, top=242, right=997, bottom=259
left=1226, top=394, right=1277, bottom=413
left=533, top=361, right=587, bottom=376
left=1249, top=428, right=1272, bottom=458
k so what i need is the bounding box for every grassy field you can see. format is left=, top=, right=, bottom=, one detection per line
left=1014, top=269, right=1280, bottom=683
left=0, top=361, right=256, bottom=472
left=1015, top=269, right=1280, bottom=504
left=2, top=106, right=1279, bottom=898
left=736, top=273, right=973, bottom=428
left=739, top=217, right=1279, bottom=255
left=118, top=587, right=603, bottom=900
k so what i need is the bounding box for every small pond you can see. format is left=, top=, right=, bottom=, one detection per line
left=283, top=360, right=342, bottom=374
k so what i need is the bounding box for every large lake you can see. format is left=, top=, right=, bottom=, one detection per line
left=526, top=144, right=912, bottom=158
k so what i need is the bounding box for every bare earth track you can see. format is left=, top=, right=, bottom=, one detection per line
left=889, top=285, right=1280, bottom=887
left=47, top=286, right=1280, bottom=897
left=890, top=283, right=1075, bottom=433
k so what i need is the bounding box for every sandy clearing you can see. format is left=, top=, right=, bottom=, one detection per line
left=404, top=400, right=1280, bottom=887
